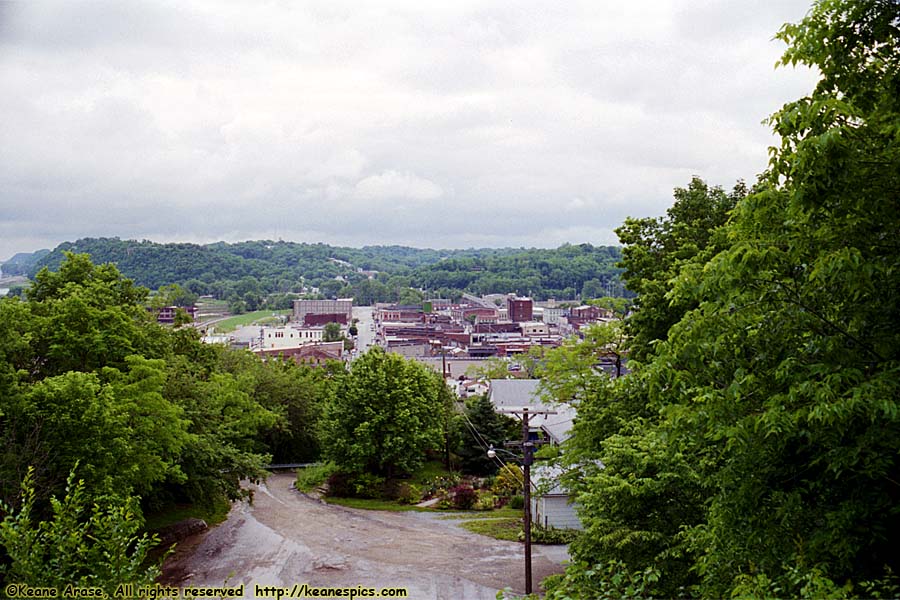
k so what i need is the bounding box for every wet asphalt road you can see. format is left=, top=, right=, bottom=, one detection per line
left=160, top=473, right=568, bottom=600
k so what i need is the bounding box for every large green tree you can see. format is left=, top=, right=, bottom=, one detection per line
left=0, top=254, right=286, bottom=510
left=320, top=348, right=445, bottom=477
left=658, top=0, right=900, bottom=592
left=451, top=394, right=519, bottom=475
left=547, top=1, right=900, bottom=597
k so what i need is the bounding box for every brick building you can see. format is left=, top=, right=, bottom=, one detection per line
left=507, top=296, right=534, bottom=322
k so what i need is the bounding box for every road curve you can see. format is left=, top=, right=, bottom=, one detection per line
left=160, top=473, right=568, bottom=600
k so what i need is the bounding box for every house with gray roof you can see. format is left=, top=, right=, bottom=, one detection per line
left=488, top=378, right=581, bottom=531
left=487, top=379, right=576, bottom=445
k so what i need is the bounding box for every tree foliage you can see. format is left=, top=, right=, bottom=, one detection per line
left=320, top=348, right=446, bottom=478
left=31, top=239, right=626, bottom=304
left=451, top=394, right=519, bottom=475
left=0, top=467, right=162, bottom=596
left=1, top=252, right=328, bottom=586
left=549, top=1, right=900, bottom=597
left=615, top=177, right=744, bottom=362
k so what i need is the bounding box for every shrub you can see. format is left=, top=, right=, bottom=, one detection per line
left=0, top=467, right=165, bottom=596
left=474, top=493, right=497, bottom=511
left=422, top=474, right=460, bottom=499
left=518, top=524, right=580, bottom=545
left=352, top=473, right=385, bottom=499
left=449, top=485, right=478, bottom=510
left=492, top=464, right=523, bottom=497
left=396, top=484, right=422, bottom=505
left=541, top=560, right=660, bottom=599
left=325, top=472, right=354, bottom=498
left=324, top=472, right=386, bottom=499
left=379, top=479, right=402, bottom=500
left=509, top=494, right=525, bottom=509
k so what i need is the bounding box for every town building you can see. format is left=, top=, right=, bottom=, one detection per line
left=519, top=322, right=549, bottom=337
left=303, top=312, right=349, bottom=327
left=377, top=304, right=425, bottom=323
left=253, top=341, right=344, bottom=366
left=507, top=296, right=534, bottom=322
left=293, top=298, right=352, bottom=323
left=250, top=324, right=341, bottom=351
left=154, top=305, right=198, bottom=324
left=570, top=305, right=612, bottom=320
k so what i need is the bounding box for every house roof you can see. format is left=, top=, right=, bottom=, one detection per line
left=488, top=379, right=576, bottom=444
left=532, top=464, right=568, bottom=496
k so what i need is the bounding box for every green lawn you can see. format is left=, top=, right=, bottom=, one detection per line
left=459, top=517, right=523, bottom=541
left=322, top=497, right=431, bottom=512
left=438, top=507, right=522, bottom=520
left=212, top=310, right=291, bottom=332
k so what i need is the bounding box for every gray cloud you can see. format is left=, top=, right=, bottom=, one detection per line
left=0, top=0, right=819, bottom=261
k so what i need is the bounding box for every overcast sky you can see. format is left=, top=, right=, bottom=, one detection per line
left=0, top=0, right=819, bottom=262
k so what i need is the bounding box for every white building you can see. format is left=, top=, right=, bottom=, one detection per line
left=531, top=465, right=583, bottom=531
left=541, top=307, right=565, bottom=325
left=250, top=325, right=335, bottom=351
left=520, top=322, right=550, bottom=337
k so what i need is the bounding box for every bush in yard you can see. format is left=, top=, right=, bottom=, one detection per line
left=474, top=493, right=497, bottom=511
left=491, top=464, right=523, bottom=497
left=395, top=483, right=422, bottom=505
left=324, top=472, right=354, bottom=498
left=449, top=485, right=478, bottom=510
left=351, top=473, right=385, bottom=499
left=520, top=524, right=580, bottom=545
left=509, top=494, right=525, bottom=510
left=422, top=474, right=460, bottom=500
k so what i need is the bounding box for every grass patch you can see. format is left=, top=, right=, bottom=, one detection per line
left=438, top=507, right=522, bottom=520
left=323, top=496, right=429, bottom=512
left=460, top=517, right=522, bottom=542
left=143, top=496, right=232, bottom=533
left=214, top=310, right=291, bottom=332
left=295, top=462, right=335, bottom=493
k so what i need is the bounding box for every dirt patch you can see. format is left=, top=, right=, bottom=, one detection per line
left=160, top=473, right=567, bottom=599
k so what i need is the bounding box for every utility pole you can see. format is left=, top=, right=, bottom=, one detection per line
left=522, top=408, right=534, bottom=595
left=499, top=406, right=556, bottom=595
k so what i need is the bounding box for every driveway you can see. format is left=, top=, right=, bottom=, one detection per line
left=160, top=473, right=568, bottom=599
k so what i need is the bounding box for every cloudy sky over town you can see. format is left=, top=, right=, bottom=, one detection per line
left=0, top=0, right=819, bottom=261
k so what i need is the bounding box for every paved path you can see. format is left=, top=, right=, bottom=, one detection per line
left=160, top=473, right=568, bottom=599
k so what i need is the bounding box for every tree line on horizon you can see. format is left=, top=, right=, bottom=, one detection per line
left=24, top=239, right=626, bottom=307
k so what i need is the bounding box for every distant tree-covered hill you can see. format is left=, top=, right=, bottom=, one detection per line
left=31, top=237, right=625, bottom=303
left=1, top=248, right=50, bottom=276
